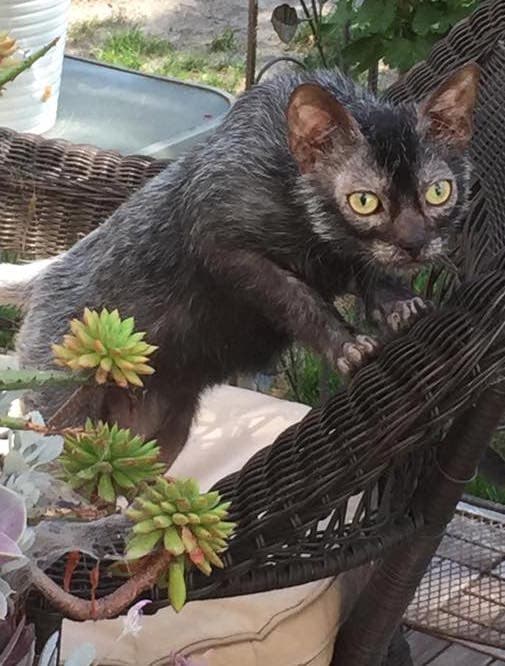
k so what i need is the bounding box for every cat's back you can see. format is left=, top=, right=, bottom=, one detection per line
left=207, top=67, right=363, bottom=158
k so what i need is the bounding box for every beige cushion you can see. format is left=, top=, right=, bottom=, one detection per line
left=61, top=386, right=365, bottom=665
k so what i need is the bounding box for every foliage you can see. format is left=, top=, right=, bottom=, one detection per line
left=466, top=475, right=505, bottom=505
left=209, top=27, right=238, bottom=53
left=95, top=27, right=171, bottom=70
left=0, top=411, right=66, bottom=513
left=126, top=478, right=235, bottom=611
left=0, top=253, right=20, bottom=351
left=52, top=308, right=157, bottom=388
left=281, top=347, right=340, bottom=407
left=272, top=0, right=479, bottom=76
left=0, top=305, right=20, bottom=351
left=0, top=486, right=27, bottom=620
left=61, top=420, right=166, bottom=504
left=0, top=486, right=26, bottom=566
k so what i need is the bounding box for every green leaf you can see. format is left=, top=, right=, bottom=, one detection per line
left=412, top=3, right=455, bottom=36
left=353, top=0, right=397, bottom=35
left=126, top=530, right=163, bottom=560
left=383, top=34, right=436, bottom=72
left=168, top=556, right=187, bottom=612
left=341, top=34, right=384, bottom=73
left=98, top=473, right=116, bottom=503
left=163, top=526, right=185, bottom=556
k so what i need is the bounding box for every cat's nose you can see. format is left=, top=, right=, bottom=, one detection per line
left=400, top=238, right=425, bottom=260
left=395, top=212, right=426, bottom=260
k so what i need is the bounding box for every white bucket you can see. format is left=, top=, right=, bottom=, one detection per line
left=0, top=0, right=70, bottom=134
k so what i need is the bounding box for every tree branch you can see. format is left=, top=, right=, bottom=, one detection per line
left=30, top=549, right=171, bottom=621
left=299, top=0, right=327, bottom=67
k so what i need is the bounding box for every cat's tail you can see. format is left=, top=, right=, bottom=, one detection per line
left=0, top=257, right=57, bottom=306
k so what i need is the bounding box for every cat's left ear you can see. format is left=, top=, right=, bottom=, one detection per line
left=418, top=62, right=480, bottom=150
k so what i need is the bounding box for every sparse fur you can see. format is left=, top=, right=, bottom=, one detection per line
left=14, top=66, right=479, bottom=463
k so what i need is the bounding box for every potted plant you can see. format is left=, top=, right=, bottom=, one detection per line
left=0, top=309, right=235, bottom=663
left=0, top=0, right=70, bottom=133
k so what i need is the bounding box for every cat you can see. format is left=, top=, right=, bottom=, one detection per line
left=11, top=63, right=480, bottom=465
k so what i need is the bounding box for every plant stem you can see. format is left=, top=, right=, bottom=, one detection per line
left=300, top=0, right=327, bottom=67
left=30, top=549, right=172, bottom=621
left=367, top=60, right=379, bottom=94
left=0, top=415, right=82, bottom=437
left=0, top=37, right=59, bottom=89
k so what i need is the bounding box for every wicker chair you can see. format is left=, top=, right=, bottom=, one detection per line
left=3, top=2, right=505, bottom=664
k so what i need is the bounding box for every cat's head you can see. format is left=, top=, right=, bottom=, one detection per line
left=286, top=63, right=480, bottom=269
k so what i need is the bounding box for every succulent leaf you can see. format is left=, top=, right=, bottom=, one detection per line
left=52, top=308, right=158, bottom=388
left=168, top=556, right=186, bottom=612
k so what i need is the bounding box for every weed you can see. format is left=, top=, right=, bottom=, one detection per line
left=279, top=347, right=341, bottom=407
left=466, top=475, right=505, bottom=505
left=95, top=27, right=173, bottom=71
left=210, top=27, right=238, bottom=53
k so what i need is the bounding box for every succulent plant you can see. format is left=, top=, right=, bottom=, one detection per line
left=0, top=485, right=27, bottom=567
left=52, top=308, right=157, bottom=388
left=60, top=420, right=166, bottom=504
left=0, top=486, right=27, bottom=621
left=125, top=478, right=236, bottom=612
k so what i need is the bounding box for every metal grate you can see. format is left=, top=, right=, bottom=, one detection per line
left=406, top=505, right=505, bottom=648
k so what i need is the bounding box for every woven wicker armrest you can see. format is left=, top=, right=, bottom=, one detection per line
left=0, top=127, right=169, bottom=259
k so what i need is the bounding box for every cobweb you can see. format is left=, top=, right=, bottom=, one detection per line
left=27, top=513, right=130, bottom=572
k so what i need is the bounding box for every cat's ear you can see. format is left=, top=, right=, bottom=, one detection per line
left=287, top=83, right=362, bottom=173
left=418, top=62, right=480, bottom=150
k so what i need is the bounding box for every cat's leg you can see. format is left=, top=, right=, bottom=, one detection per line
left=100, top=380, right=200, bottom=467
left=204, top=247, right=378, bottom=375
left=358, top=272, right=430, bottom=333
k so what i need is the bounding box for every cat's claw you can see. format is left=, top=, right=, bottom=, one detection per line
left=336, top=335, right=380, bottom=376
left=383, top=297, right=429, bottom=332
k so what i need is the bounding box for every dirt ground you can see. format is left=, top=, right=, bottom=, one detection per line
left=69, top=0, right=290, bottom=62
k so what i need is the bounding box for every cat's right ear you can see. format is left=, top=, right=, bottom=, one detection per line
left=286, top=83, right=362, bottom=173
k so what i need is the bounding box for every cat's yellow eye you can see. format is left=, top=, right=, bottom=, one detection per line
left=347, top=191, right=381, bottom=216
left=425, top=179, right=452, bottom=206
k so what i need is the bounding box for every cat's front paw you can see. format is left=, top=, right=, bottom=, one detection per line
left=374, top=297, right=430, bottom=332
left=334, top=334, right=380, bottom=376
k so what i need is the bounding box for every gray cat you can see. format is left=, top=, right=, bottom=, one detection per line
left=11, top=63, right=480, bottom=464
